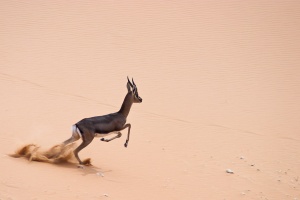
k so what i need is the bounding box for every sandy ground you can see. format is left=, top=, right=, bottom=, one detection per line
left=1, top=1, right=300, bottom=199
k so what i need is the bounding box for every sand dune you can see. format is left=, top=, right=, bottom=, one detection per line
left=1, top=1, right=300, bottom=200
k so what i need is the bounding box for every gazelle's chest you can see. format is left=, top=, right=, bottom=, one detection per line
left=94, top=131, right=119, bottom=138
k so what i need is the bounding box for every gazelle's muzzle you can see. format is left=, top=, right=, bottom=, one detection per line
left=138, top=97, right=143, bottom=102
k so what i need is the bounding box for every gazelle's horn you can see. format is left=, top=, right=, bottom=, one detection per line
left=132, top=78, right=136, bottom=87
left=127, top=76, right=133, bottom=87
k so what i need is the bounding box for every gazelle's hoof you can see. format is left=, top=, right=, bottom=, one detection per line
left=100, top=138, right=105, bottom=141
left=124, top=143, right=128, bottom=148
left=77, top=164, right=84, bottom=169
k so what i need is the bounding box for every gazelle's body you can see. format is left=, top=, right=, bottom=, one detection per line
left=62, top=77, right=142, bottom=165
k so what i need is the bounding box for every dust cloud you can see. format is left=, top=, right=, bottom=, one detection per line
left=10, top=143, right=91, bottom=165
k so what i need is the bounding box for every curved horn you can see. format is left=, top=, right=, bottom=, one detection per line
left=127, top=76, right=133, bottom=87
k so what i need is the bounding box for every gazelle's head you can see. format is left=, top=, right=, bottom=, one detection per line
left=127, top=77, right=142, bottom=103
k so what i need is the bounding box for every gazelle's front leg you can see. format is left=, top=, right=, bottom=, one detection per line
left=101, top=132, right=122, bottom=142
left=100, top=124, right=131, bottom=147
left=122, top=124, right=131, bottom=147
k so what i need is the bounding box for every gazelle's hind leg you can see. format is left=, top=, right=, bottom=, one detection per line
left=62, top=125, right=81, bottom=146
left=73, top=133, right=94, bottom=166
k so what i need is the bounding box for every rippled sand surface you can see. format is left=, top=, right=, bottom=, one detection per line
left=1, top=1, right=300, bottom=199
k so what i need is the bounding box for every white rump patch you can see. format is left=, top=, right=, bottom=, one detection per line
left=71, top=125, right=82, bottom=138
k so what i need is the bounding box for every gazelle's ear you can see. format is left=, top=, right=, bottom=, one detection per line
left=127, top=82, right=132, bottom=92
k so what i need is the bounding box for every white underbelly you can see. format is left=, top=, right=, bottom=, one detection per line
left=94, top=131, right=119, bottom=138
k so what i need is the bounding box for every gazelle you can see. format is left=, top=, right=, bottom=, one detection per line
left=62, top=77, right=142, bottom=166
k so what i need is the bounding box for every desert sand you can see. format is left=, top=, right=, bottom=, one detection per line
left=1, top=1, right=300, bottom=199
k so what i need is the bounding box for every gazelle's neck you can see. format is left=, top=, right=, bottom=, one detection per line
left=118, top=92, right=133, bottom=118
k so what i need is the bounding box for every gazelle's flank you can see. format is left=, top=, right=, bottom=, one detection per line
left=62, top=77, right=142, bottom=165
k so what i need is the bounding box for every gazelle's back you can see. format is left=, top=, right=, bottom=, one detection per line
left=76, top=112, right=126, bottom=134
